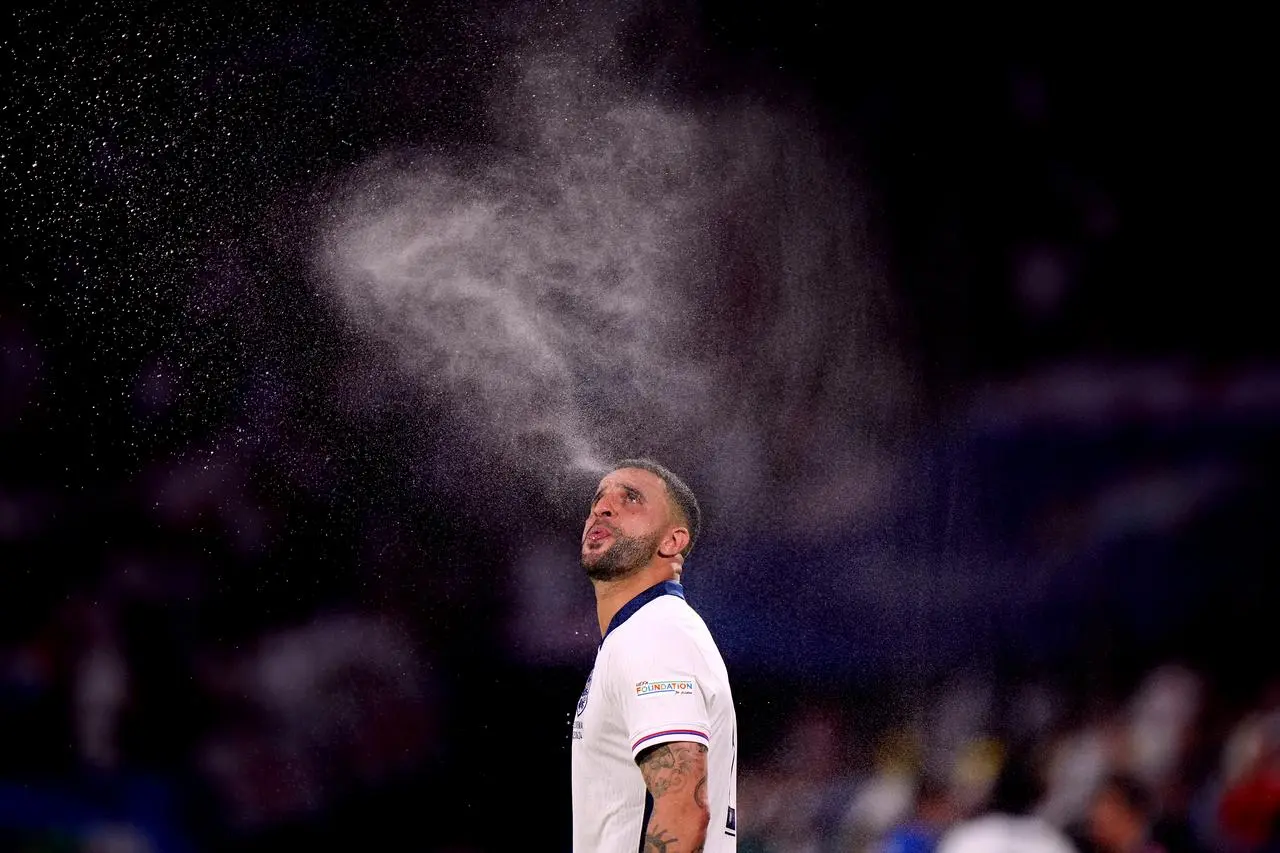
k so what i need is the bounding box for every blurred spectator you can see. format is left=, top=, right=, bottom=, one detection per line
left=876, top=773, right=956, bottom=853
left=1039, top=702, right=1124, bottom=831
left=1127, top=666, right=1203, bottom=798
left=0, top=594, right=194, bottom=853
left=935, top=744, right=1078, bottom=853
left=70, top=598, right=130, bottom=773
left=194, top=611, right=437, bottom=834
left=1216, top=694, right=1280, bottom=852
left=739, top=703, right=857, bottom=853
left=1087, top=773, right=1167, bottom=853
left=839, top=727, right=923, bottom=850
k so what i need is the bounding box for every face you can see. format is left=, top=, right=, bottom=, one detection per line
left=1086, top=789, right=1132, bottom=851
left=580, top=467, right=679, bottom=582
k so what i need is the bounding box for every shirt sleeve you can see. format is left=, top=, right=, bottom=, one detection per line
left=609, top=626, right=712, bottom=761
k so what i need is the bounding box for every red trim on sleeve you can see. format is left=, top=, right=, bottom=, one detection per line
left=632, top=729, right=710, bottom=753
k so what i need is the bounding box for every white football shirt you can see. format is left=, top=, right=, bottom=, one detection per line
left=572, top=581, right=738, bottom=852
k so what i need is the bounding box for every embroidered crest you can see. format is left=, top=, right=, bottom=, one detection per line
left=576, top=668, right=594, bottom=717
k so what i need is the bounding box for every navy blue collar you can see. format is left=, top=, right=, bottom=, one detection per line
left=602, top=580, right=685, bottom=644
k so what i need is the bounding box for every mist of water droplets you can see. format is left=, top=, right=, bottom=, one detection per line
left=317, top=41, right=916, bottom=535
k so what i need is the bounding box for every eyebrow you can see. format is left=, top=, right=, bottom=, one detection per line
left=591, top=481, right=645, bottom=507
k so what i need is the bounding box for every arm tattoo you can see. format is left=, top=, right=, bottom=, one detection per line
left=638, top=741, right=710, bottom=851
left=644, top=829, right=678, bottom=852
left=637, top=742, right=708, bottom=800
left=643, top=829, right=705, bottom=853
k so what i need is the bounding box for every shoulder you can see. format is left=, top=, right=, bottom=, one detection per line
left=629, top=593, right=710, bottom=633
left=603, top=597, right=722, bottom=680
left=611, top=596, right=711, bottom=654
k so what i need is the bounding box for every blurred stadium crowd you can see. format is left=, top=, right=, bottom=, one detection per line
left=738, top=664, right=1280, bottom=853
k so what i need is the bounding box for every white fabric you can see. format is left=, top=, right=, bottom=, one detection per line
left=572, top=590, right=738, bottom=852
left=937, top=814, right=1078, bottom=853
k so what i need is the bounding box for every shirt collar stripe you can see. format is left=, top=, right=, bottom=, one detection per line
left=602, top=580, right=685, bottom=643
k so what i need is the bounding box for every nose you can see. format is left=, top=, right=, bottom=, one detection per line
left=591, top=493, right=616, bottom=520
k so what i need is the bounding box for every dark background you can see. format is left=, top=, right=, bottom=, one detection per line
left=2, top=3, right=1275, bottom=852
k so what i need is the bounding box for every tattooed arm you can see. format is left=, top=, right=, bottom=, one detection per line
left=636, top=741, right=710, bottom=853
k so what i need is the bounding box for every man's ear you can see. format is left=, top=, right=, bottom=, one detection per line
left=658, top=527, right=690, bottom=559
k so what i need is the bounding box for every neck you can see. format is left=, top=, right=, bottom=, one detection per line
left=592, top=560, right=679, bottom=637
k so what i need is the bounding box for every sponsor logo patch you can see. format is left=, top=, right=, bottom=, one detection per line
left=635, top=678, right=696, bottom=697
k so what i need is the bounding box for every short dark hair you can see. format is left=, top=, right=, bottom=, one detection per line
left=613, top=458, right=701, bottom=558
left=987, top=745, right=1043, bottom=816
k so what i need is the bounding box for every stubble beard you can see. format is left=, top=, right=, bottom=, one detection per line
left=582, top=530, right=660, bottom=582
